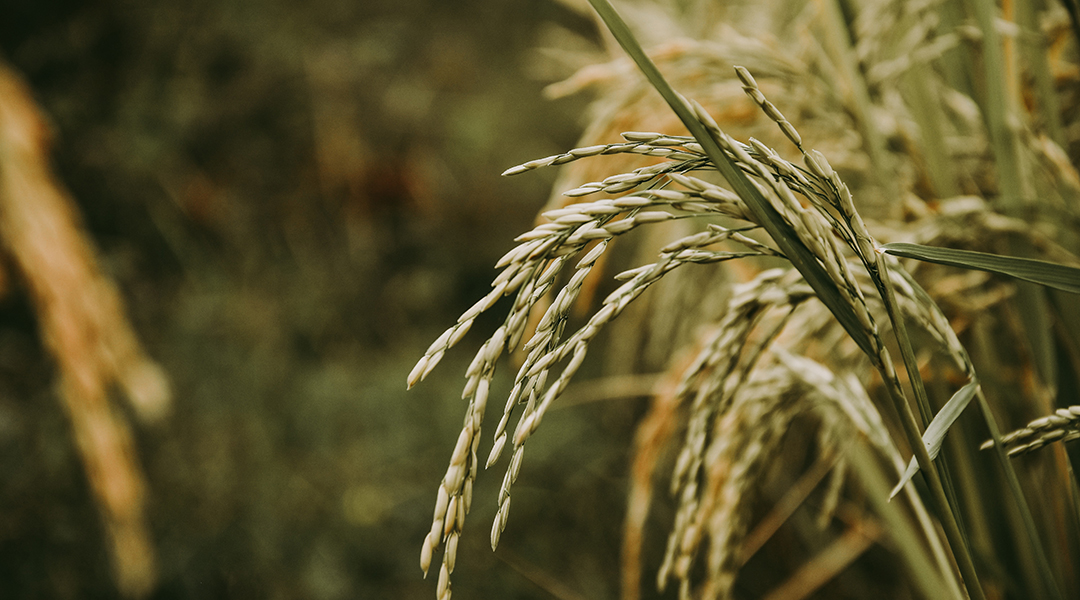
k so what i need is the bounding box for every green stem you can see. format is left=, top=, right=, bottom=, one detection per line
left=872, top=254, right=984, bottom=600
left=1015, top=0, right=1065, bottom=147
left=901, top=66, right=959, bottom=199
left=870, top=255, right=967, bottom=544
left=976, top=388, right=1063, bottom=600
left=967, top=0, right=1024, bottom=207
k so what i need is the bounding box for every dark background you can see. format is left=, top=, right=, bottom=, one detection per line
left=0, top=1, right=646, bottom=598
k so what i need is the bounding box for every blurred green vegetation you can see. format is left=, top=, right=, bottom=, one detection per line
left=0, top=1, right=649, bottom=598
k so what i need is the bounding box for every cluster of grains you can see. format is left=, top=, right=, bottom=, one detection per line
left=411, top=64, right=1013, bottom=599
left=731, top=66, right=983, bottom=448
left=854, top=0, right=1080, bottom=217
left=780, top=348, right=962, bottom=599
left=733, top=67, right=878, bottom=271
left=638, top=260, right=968, bottom=599
left=686, top=83, right=884, bottom=366
left=501, top=134, right=708, bottom=183
left=657, top=269, right=808, bottom=598
left=854, top=0, right=965, bottom=85
left=981, top=407, right=1080, bottom=457
left=653, top=71, right=996, bottom=598
left=410, top=129, right=782, bottom=598
left=694, top=366, right=805, bottom=600
left=485, top=210, right=777, bottom=551
left=649, top=264, right=954, bottom=600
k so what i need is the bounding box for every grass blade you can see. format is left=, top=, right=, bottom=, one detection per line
left=891, top=381, right=979, bottom=499
left=880, top=243, right=1080, bottom=294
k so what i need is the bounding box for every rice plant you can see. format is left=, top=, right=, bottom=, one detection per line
left=410, top=0, right=1080, bottom=597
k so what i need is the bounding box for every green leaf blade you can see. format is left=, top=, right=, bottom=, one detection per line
left=881, top=242, right=1080, bottom=294
left=890, top=381, right=980, bottom=499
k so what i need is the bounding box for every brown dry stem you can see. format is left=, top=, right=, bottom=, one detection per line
left=0, top=60, right=170, bottom=598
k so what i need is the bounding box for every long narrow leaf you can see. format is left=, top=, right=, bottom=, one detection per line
left=881, top=242, right=1080, bottom=294
left=890, top=381, right=980, bottom=499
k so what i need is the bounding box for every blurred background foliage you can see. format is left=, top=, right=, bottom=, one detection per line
left=0, top=0, right=636, bottom=598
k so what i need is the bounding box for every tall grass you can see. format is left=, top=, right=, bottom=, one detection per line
left=411, top=0, right=1080, bottom=598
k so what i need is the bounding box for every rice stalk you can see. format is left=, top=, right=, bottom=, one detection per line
left=0, top=59, right=169, bottom=598
left=981, top=406, right=1080, bottom=457
left=410, top=0, right=1080, bottom=597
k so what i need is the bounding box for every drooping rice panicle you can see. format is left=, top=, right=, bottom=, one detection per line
left=411, top=8, right=1080, bottom=593
left=981, top=407, right=1080, bottom=457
